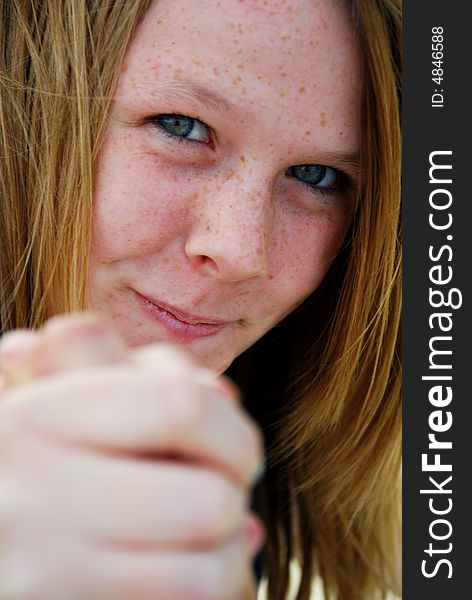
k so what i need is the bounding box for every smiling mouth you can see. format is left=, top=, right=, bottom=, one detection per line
left=134, top=291, right=227, bottom=342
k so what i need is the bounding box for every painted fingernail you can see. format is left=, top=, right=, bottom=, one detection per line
left=245, top=513, right=266, bottom=556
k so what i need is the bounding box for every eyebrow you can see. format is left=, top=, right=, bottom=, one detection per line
left=141, top=79, right=248, bottom=120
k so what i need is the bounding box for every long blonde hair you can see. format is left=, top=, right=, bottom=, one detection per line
left=0, top=0, right=152, bottom=329
left=0, top=1, right=401, bottom=599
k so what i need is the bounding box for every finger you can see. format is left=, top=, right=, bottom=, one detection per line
left=18, top=534, right=254, bottom=600
left=21, top=443, right=246, bottom=548
left=0, top=511, right=258, bottom=600
left=39, top=313, right=129, bottom=372
left=133, top=343, right=241, bottom=404
left=85, top=530, right=252, bottom=600
left=132, top=343, right=200, bottom=372
left=2, top=434, right=246, bottom=551
left=3, top=367, right=263, bottom=488
left=4, top=314, right=128, bottom=385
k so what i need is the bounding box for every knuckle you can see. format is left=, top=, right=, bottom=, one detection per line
left=42, top=316, right=125, bottom=361
left=160, top=376, right=209, bottom=431
left=214, top=374, right=241, bottom=403
left=143, top=343, right=196, bottom=373
left=43, top=313, right=104, bottom=336
left=193, top=473, right=243, bottom=544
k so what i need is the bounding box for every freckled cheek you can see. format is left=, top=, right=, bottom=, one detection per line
left=270, top=209, right=350, bottom=299
left=91, top=159, right=202, bottom=260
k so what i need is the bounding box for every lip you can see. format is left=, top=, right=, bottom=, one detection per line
left=134, top=291, right=228, bottom=342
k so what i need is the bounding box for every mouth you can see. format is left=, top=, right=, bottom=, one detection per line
left=134, top=291, right=228, bottom=342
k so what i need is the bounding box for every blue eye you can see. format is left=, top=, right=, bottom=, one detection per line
left=153, top=114, right=211, bottom=143
left=286, top=164, right=338, bottom=192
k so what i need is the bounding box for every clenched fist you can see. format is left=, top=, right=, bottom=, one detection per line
left=0, top=315, right=264, bottom=600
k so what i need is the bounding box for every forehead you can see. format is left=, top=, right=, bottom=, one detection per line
left=118, top=0, right=361, bottom=151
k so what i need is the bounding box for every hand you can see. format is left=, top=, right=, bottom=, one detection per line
left=0, top=315, right=264, bottom=599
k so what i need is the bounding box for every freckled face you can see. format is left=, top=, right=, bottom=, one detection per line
left=87, top=0, right=361, bottom=373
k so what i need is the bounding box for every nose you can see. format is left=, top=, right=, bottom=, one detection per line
left=184, top=170, right=271, bottom=282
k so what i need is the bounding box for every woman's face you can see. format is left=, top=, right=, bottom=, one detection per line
left=87, top=0, right=361, bottom=373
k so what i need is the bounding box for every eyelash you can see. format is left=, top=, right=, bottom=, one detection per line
left=148, top=113, right=353, bottom=197
left=148, top=114, right=214, bottom=146
left=297, top=169, right=353, bottom=198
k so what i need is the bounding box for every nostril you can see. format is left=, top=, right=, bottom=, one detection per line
left=200, top=255, right=219, bottom=273
left=187, top=253, right=219, bottom=273
left=187, top=247, right=268, bottom=282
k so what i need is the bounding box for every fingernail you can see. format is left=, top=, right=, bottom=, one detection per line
left=245, top=513, right=266, bottom=556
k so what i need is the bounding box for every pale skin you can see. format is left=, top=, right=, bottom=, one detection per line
left=0, top=0, right=361, bottom=598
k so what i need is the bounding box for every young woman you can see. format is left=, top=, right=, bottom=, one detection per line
left=0, top=0, right=401, bottom=598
